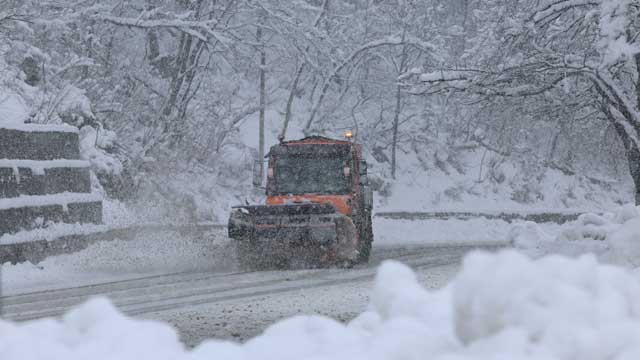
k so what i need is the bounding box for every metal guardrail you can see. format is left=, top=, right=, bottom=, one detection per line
left=1, top=210, right=585, bottom=265
left=375, top=211, right=582, bottom=224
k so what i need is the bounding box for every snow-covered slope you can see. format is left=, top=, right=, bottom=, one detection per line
left=374, top=147, right=632, bottom=213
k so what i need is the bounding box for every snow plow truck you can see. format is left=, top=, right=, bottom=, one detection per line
left=228, top=135, right=373, bottom=270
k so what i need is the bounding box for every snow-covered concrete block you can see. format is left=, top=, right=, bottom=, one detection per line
left=0, top=123, right=102, bottom=236
left=0, top=127, right=80, bottom=160
left=16, top=166, right=90, bottom=196
left=0, top=167, right=19, bottom=198
left=0, top=195, right=102, bottom=235
left=0, top=160, right=92, bottom=197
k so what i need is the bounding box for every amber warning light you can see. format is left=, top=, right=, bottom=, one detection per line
left=344, top=130, right=353, bottom=139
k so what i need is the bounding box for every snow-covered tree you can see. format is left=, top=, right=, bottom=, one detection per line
left=413, top=0, right=640, bottom=202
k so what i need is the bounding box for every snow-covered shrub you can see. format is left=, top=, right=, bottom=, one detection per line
left=79, top=126, right=122, bottom=176
left=53, top=85, right=96, bottom=127
left=507, top=221, right=555, bottom=255
left=608, top=215, right=640, bottom=268
left=5, top=251, right=640, bottom=359
left=0, top=9, right=127, bottom=203
left=508, top=158, right=545, bottom=204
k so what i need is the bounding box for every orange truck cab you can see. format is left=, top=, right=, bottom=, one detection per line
left=228, top=136, right=373, bottom=269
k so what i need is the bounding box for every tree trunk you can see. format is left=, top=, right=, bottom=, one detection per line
left=257, top=23, right=266, bottom=179
left=635, top=53, right=640, bottom=204
left=391, top=84, right=401, bottom=179
left=627, top=145, right=640, bottom=205
left=391, top=31, right=408, bottom=179
left=609, top=113, right=640, bottom=205
left=281, top=62, right=304, bottom=142
left=280, top=0, right=328, bottom=140
left=635, top=53, right=640, bottom=112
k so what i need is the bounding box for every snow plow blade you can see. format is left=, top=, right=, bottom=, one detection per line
left=228, top=203, right=358, bottom=269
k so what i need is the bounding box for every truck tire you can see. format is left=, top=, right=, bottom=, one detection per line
left=334, top=215, right=358, bottom=263
left=235, top=240, right=290, bottom=271
left=357, top=212, right=373, bottom=263
left=234, top=240, right=263, bottom=271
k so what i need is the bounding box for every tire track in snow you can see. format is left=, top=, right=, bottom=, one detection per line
left=2, top=244, right=438, bottom=305
left=1, top=244, right=500, bottom=321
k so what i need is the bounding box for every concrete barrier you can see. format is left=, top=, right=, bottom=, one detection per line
left=0, top=124, right=102, bottom=235
left=0, top=126, right=80, bottom=160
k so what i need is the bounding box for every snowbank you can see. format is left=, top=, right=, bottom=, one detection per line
left=510, top=204, right=640, bottom=265
left=374, top=217, right=513, bottom=247
left=4, top=251, right=640, bottom=359
left=452, top=251, right=640, bottom=358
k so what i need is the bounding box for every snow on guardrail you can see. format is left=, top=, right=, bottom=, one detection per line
left=375, top=210, right=583, bottom=224
left=1, top=209, right=584, bottom=265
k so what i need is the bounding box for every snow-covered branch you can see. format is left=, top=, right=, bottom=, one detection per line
left=95, top=14, right=228, bottom=44
left=531, top=0, right=599, bottom=25
left=304, top=36, right=435, bottom=133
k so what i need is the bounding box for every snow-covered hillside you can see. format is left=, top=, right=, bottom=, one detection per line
left=0, top=1, right=635, bottom=224
left=375, top=147, right=632, bottom=213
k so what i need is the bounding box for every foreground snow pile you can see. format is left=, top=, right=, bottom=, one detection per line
left=510, top=204, right=640, bottom=264
left=453, top=252, right=640, bottom=358
left=4, top=251, right=640, bottom=359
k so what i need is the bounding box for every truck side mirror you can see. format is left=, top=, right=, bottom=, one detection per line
left=358, top=160, right=369, bottom=185
left=363, top=185, right=373, bottom=209
left=359, top=174, right=369, bottom=185
left=252, top=160, right=263, bottom=187
left=358, top=160, right=368, bottom=175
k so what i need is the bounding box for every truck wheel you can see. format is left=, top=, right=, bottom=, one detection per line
left=334, top=215, right=359, bottom=263
left=357, top=213, right=373, bottom=263
left=234, top=240, right=262, bottom=271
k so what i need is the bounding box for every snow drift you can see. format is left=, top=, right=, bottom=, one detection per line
left=510, top=204, right=640, bottom=266
left=4, top=250, right=640, bottom=359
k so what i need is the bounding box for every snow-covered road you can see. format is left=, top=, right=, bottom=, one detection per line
left=159, top=245, right=474, bottom=346
left=1, top=243, right=500, bottom=346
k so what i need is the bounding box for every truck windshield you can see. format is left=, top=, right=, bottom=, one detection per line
left=274, top=156, right=351, bottom=195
